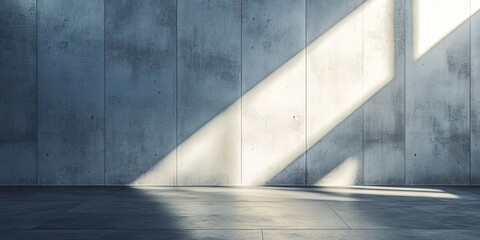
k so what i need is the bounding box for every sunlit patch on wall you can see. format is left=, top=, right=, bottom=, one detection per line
left=242, top=50, right=306, bottom=185
left=315, top=155, right=360, bottom=186
left=136, top=0, right=397, bottom=186
left=413, top=0, right=476, bottom=60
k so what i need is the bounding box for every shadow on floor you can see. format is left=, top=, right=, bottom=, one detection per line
left=1, top=186, right=480, bottom=239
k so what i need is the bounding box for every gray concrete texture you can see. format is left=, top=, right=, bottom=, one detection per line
left=1, top=186, right=480, bottom=239
left=405, top=0, right=471, bottom=184
left=472, top=0, right=480, bottom=183
left=177, top=0, right=241, bottom=185
left=0, top=0, right=36, bottom=185
left=105, top=0, right=177, bottom=185
left=0, top=0, right=479, bottom=185
left=36, top=0, right=105, bottom=184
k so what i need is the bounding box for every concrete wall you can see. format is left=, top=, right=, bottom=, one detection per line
left=405, top=0, right=471, bottom=184
left=37, top=0, right=105, bottom=184
left=177, top=0, right=241, bottom=185
left=472, top=0, right=480, bottom=184
left=1, top=0, right=479, bottom=185
left=242, top=0, right=306, bottom=185
left=0, top=0, right=36, bottom=184
left=306, top=0, right=365, bottom=186
left=105, top=0, right=177, bottom=185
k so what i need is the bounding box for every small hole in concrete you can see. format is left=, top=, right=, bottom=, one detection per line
left=91, top=116, right=94, bottom=119
left=46, top=154, right=49, bottom=156
left=414, top=154, right=416, bottom=156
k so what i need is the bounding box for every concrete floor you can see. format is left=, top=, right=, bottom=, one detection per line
left=1, top=187, right=480, bottom=239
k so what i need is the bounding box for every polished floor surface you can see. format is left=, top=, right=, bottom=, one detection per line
left=1, top=186, right=480, bottom=239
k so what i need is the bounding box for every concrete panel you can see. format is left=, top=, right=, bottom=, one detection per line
left=363, top=0, right=405, bottom=185
left=177, top=0, right=241, bottom=185
left=105, top=0, right=176, bottom=185
left=472, top=0, right=480, bottom=184
left=306, top=0, right=366, bottom=45
left=306, top=0, right=365, bottom=186
left=405, top=0, right=470, bottom=184
left=37, top=0, right=105, bottom=184
left=241, top=0, right=306, bottom=185
left=0, top=0, right=36, bottom=184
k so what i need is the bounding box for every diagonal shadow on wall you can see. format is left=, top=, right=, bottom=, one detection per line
left=272, top=0, right=478, bottom=185
left=130, top=0, right=368, bottom=185
left=134, top=0, right=479, bottom=186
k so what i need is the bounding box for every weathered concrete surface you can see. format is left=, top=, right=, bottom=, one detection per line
left=1, top=0, right=479, bottom=186
left=2, top=186, right=480, bottom=239
left=472, top=0, right=480, bottom=185
left=405, top=0, right=471, bottom=184
left=0, top=0, right=36, bottom=184
left=306, top=0, right=365, bottom=186
left=241, top=0, right=306, bottom=185
left=177, top=0, right=241, bottom=185
left=105, top=0, right=176, bottom=185
left=363, top=0, right=405, bottom=185
left=37, top=0, right=105, bottom=184
left=264, top=230, right=480, bottom=240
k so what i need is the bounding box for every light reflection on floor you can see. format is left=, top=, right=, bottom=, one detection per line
left=1, top=186, right=480, bottom=239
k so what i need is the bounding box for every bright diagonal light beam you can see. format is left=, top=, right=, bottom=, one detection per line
left=136, top=0, right=392, bottom=185
left=308, top=0, right=394, bottom=186
left=135, top=0, right=478, bottom=186
left=414, top=0, right=480, bottom=60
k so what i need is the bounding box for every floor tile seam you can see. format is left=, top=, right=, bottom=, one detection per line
left=325, top=202, right=352, bottom=230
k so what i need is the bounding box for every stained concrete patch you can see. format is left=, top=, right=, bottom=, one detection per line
left=405, top=0, right=471, bottom=184
left=363, top=0, right=405, bottom=185
left=0, top=0, right=37, bottom=185
left=176, top=0, right=242, bottom=185
left=37, top=0, right=105, bottom=184
left=471, top=1, right=480, bottom=185
left=104, top=0, right=177, bottom=185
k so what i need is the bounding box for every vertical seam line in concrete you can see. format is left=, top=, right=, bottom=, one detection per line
left=404, top=0, right=407, bottom=186
left=469, top=0, right=472, bottom=186
left=240, top=0, right=243, bottom=185
left=326, top=202, right=351, bottom=229
left=361, top=2, right=365, bottom=185
left=175, top=0, right=179, bottom=186
left=103, top=0, right=106, bottom=186
left=35, top=0, right=39, bottom=186
left=304, top=0, right=308, bottom=186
